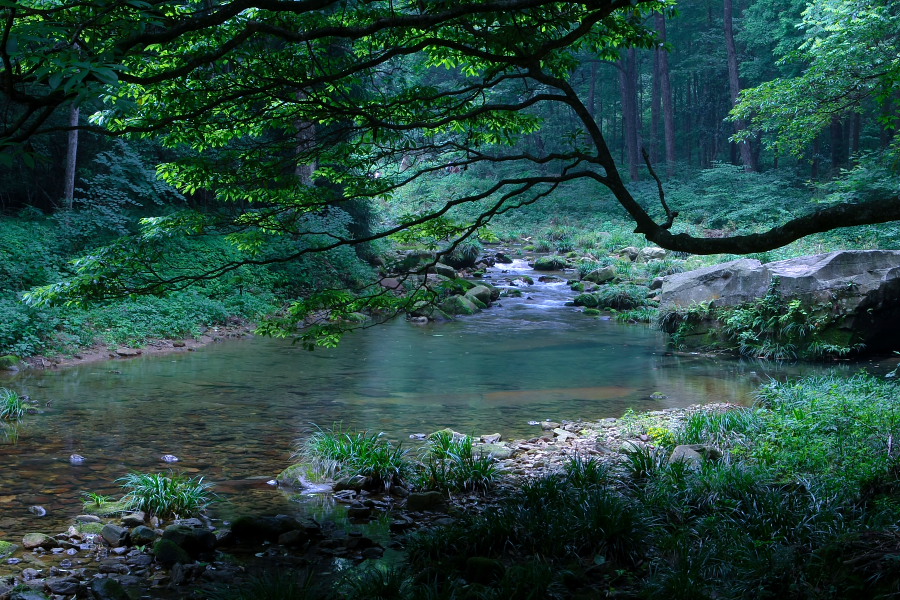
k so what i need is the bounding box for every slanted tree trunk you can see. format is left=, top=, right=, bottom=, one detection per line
left=724, top=0, right=757, bottom=172
left=618, top=48, right=641, bottom=181
left=655, top=12, right=677, bottom=178
left=62, top=104, right=79, bottom=210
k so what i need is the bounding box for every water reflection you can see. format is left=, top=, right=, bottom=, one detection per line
left=0, top=260, right=868, bottom=543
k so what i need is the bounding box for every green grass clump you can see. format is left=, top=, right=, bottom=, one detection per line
left=417, top=430, right=499, bottom=493
left=297, top=424, right=410, bottom=490
left=0, top=388, right=25, bottom=421
left=118, top=472, right=213, bottom=519
left=594, top=284, right=647, bottom=310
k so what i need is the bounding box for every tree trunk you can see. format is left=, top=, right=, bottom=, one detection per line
left=618, top=48, right=641, bottom=181
left=651, top=49, right=661, bottom=163
left=62, top=104, right=79, bottom=210
left=830, top=115, right=846, bottom=172
left=655, top=12, right=677, bottom=178
left=724, top=0, right=757, bottom=172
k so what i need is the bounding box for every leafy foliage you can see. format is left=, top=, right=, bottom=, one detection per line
left=0, top=388, right=26, bottom=421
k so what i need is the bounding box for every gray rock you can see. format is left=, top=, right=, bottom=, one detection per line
left=668, top=445, right=704, bottom=466
left=22, top=533, right=56, bottom=550
left=552, top=428, right=576, bottom=442
left=475, top=443, right=511, bottom=460
left=540, top=421, right=560, bottom=431
left=121, top=511, right=146, bottom=527
left=659, top=250, right=900, bottom=351
left=130, top=525, right=158, bottom=545
left=90, top=578, right=130, bottom=600
left=45, top=577, right=80, bottom=596
left=161, top=524, right=215, bottom=557
left=584, top=265, right=617, bottom=284
left=101, top=524, right=130, bottom=547
left=74, top=514, right=100, bottom=523
left=480, top=433, right=502, bottom=444
left=406, top=491, right=448, bottom=512
left=439, top=294, right=480, bottom=316
left=465, top=285, right=494, bottom=305
left=434, top=263, right=458, bottom=279
left=639, top=246, right=667, bottom=261
left=9, top=590, right=48, bottom=600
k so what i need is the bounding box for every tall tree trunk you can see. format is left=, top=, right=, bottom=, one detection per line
left=655, top=12, right=677, bottom=178
left=830, top=115, right=846, bottom=172
left=62, top=104, right=79, bottom=210
left=850, top=112, right=861, bottom=157
left=618, top=48, right=641, bottom=181
left=724, top=0, right=757, bottom=172
left=587, top=61, right=597, bottom=122
left=651, top=49, right=661, bottom=163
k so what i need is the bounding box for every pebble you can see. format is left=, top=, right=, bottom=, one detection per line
left=160, top=454, right=179, bottom=463
left=69, top=454, right=86, bottom=464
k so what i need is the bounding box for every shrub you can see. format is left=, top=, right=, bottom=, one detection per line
left=118, top=472, right=213, bottom=519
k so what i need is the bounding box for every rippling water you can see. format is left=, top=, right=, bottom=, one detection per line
left=0, top=259, right=865, bottom=543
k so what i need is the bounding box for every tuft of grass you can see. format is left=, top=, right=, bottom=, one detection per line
left=297, top=424, right=410, bottom=490
left=418, top=431, right=500, bottom=493
left=208, top=569, right=333, bottom=600
left=0, top=388, right=26, bottom=421
left=594, top=284, right=647, bottom=310
left=118, top=471, right=213, bottom=519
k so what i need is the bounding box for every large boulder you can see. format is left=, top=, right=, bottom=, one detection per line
left=659, top=250, right=900, bottom=351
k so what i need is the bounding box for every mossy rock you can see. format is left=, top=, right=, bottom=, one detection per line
left=502, top=289, right=523, bottom=298
left=573, top=293, right=599, bottom=308
left=0, top=540, right=18, bottom=558
left=0, top=355, right=20, bottom=370
left=583, top=308, right=602, bottom=316
left=82, top=499, right=130, bottom=517
left=571, top=281, right=585, bottom=292
left=439, top=295, right=480, bottom=316
left=76, top=522, right=105, bottom=535
left=276, top=463, right=317, bottom=487
left=533, top=256, right=568, bottom=271
left=153, top=538, right=192, bottom=567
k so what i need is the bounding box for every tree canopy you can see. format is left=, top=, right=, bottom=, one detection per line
left=2, top=0, right=898, bottom=343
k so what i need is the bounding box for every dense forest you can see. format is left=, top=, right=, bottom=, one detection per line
left=2, top=1, right=900, bottom=599
left=0, top=0, right=896, bottom=356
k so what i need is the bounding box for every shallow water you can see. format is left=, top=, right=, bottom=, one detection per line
left=0, top=259, right=869, bottom=544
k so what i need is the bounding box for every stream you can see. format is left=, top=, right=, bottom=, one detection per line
left=0, top=259, right=876, bottom=544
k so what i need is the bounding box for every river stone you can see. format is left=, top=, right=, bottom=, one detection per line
left=573, top=293, right=599, bottom=308
left=434, top=262, right=458, bottom=279
left=440, top=294, right=480, bottom=316
left=121, top=511, right=146, bottom=527
left=465, top=285, right=494, bottom=305
left=46, top=576, right=81, bottom=596
left=669, top=445, right=704, bottom=466
left=639, top=246, right=667, bottom=261
left=131, top=525, right=158, bottom=545
left=90, top=578, right=130, bottom=600
left=162, top=524, right=216, bottom=557
left=228, top=515, right=303, bottom=543
left=9, top=591, right=48, bottom=600
left=153, top=539, right=191, bottom=567
left=74, top=514, right=100, bottom=523
left=406, top=491, right=448, bottom=512
left=552, top=428, right=576, bottom=442
left=334, top=474, right=369, bottom=492
left=618, top=246, right=639, bottom=261
left=659, top=250, right=900, bottom=351
left=475, top=443, right=512, bottom=460
left=0, top=541, right=18, bottom=558
left=533, top=256, right=567, bottom=271
left=101, top=524, right=130, bottom=547
left=584, top=265, right=617, bottom=284
left=22, top=533, right=56, bottom=550
left=480, top=433, right=502, bottom=444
